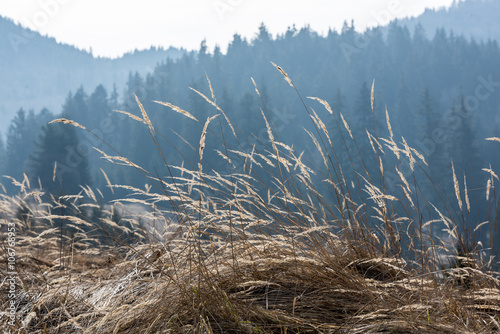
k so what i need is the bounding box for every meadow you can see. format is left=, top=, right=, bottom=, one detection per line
left=1, top=64, right=500, bottom=333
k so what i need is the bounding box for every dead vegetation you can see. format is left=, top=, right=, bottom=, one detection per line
left=1, top=65, right=500, bottom=333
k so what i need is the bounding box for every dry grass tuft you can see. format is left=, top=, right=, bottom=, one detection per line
left=1, top=65, right=499, bottom=333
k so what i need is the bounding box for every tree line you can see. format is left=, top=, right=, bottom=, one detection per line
left=0, top=22, right=499, bottom=227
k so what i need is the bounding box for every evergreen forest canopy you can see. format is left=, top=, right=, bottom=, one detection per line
left=1, top=21, right=500, bottom=239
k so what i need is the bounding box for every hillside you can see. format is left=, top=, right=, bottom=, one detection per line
left=0, top=15, right=184, bottom=133
left=2, top=0, right=500, bottom=135
left=394, top=0, right=500, bottom=42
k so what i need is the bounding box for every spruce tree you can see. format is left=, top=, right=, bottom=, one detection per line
left=30, top=122, right=91, bottom=195
left=417, top=88, right=447, bottom=169
left=63, top=87, right=88, bottom=125
left=447, top=96, right=483, bottom=177
left=88, top=85, right=110, bottom=128
left=416, top=88, right=451, bottom=211
left=332, top=88, right=346, bottom=114
left=446, top=96, right=485, bottom=222
left=352, top=82, right=377, bottom=180
left=4, top=109, right=39, bottom=190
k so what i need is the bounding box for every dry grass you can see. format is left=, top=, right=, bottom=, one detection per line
left=1, top=64, right=500, bottom=333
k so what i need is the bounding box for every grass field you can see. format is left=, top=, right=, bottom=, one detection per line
left=1, top=65, right=500, bottom=333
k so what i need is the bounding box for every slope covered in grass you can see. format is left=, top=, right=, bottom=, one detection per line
left=1, top=66, right=499, bottom=333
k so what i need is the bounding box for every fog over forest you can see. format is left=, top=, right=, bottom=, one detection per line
left=1, top=1, right=500, bottom=332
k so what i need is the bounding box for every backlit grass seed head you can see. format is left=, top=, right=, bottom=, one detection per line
left=410, top=147, right=427, bottom=166
left=205, top=72, right=216, bottom=102
left=367, top=130, right=377, bottom=154
left=394, top=166, right=409, bottom=190
left=308, top=97, right=333, bottom=115
left=482, top=164, right=500, bottom=181
left=401, top=137, right=415, bottom=171
left=486, top=137, right=500, bottom=143
left=135, top=94, right=155, bottom=135
left=380, top=138, right=401, bottom=160
left=386, top=107, right=394, bottom=142
left=311, top=108, right=332, bottom=146
left=486, top=178, right=492, bottom=201
left=271, top=61, right=293, bottom=88
left=199, top=115, right=219, bottom=164
left=100, top=168, right=114, bottom=195
left=49, top=118, right=87, bottom=131
left=451, top=161, right=462, bottom=211
left=261, top=109, right=278, bottom=155
left=371, top=79, right=375, bottom=111
left=52, top=161, right=57, bottom=182
left=154, top=100, right=199, bottom=122
left=401, top=185, right=415, bottom=208
left=251, top=77, right=260, bottom=97
left=340, top=112, right=353, bottom=139
left=304, top=128, right=328, bottom=168
left=93, top=147, right=147, bottom=172
left=189, top=86, right=237, bottom=139
left=114, top=109, right=147, bottom=124
left=464, top=174, right=470, bottom=212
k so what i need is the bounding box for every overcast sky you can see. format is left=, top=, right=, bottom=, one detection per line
left=0, top=0, right=456, bottom=58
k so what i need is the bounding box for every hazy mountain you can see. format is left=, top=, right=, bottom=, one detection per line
left=0, top=15, right=184, bottom=133
left=2, top=0, right=499, bottom=134
left=393, top=0, right=500, bottom=42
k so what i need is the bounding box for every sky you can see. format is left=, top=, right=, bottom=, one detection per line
left=0, top=0, right=457, bottom=58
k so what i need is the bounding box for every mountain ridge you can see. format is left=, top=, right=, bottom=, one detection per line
left=393, top=0, right=500, bottom=42
left=1, top=0, right=499, bottom=133
left=0, top=15, right=185, bottom=133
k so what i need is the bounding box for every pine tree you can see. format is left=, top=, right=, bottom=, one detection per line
left=198, top=39, right=210, bottom=67
left=446, top=96, right=485, bottom=221
left=30, top=122, right=92, bottom=195
left=353, top=82, right=372, bottom=133
left=63, top=87, right=88, bottom=125
left=394, top=77, right=413, bottom=140
left=351, top=82, right=377, bottom=180
left=4, top=109, right=38, bottom=189
left=417, top=88, right=447, bottom=169
left=447, top=96, right=483, bottom=176
left=88, top=85, right=111, bottom=128
left=415, top=88, right=451, bottom=208
left=332, top=88, right=346, bottom=114
left=328, top=88, right=349, bottom=174
left=109, top=84, right=119, bottom=110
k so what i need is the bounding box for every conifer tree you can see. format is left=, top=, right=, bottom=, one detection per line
left=63, top=87, right=88, bottom=125
left=88, top=85, right=111, bottom=128
left=332, top=88, right=346, bottom=114
left=415, top=88, right=452, bottom=210
left=417, top=88, right=447, bottom=170
left=446, top=96, right=485, bottom=220
left=30, top=122, right=91, bottom=195
left=3, top=109, right=42, bottom=190
left=447, top=96, right=483, bottom=176
left=352, top=82, right=377, bottom=180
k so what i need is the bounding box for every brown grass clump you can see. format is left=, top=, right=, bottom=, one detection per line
left=1, top=64, right=500, bottom=333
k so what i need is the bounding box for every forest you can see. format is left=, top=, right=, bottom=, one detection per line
left=2, top=3, right=500, bottom=330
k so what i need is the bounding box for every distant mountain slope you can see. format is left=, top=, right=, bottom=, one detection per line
left=0, top=15, right=184, bottom=133
left=394, top=0, right=500, bottom=42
